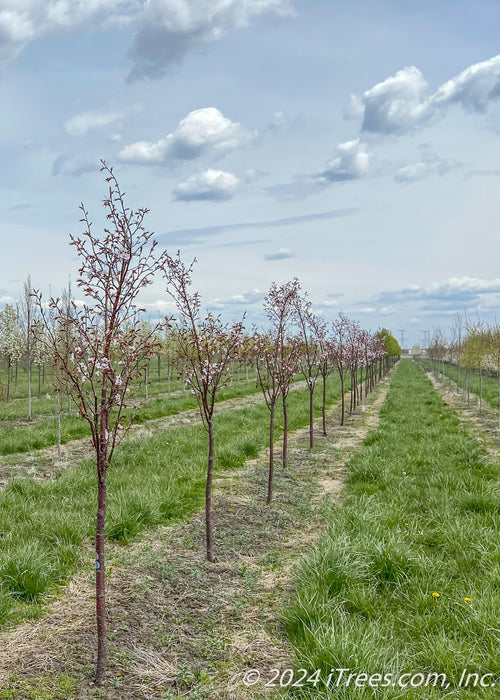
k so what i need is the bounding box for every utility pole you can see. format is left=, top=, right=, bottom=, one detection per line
left=398, top=329, right=406, bottom=352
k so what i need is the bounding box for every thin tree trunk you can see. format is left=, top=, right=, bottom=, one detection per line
left=38, top=365, right=41, bottom=399
left=267, top=403, right=275, bottom=504
left=282, top=391, right=288, bottom=468
left=6, top=357, right=10, bottom=402
left=309, top=385, right=314, bottom=449
left=206, top=421, right=215, bottom=562
left=95, top=456, right=108, bottom=685
left=57, top=390, right=61, bottom=458
left=321, top=373, right=327, bottom=436
left=479, top=366, right=482, bottom=413
left=27, top=361, right=32, bottom=421
left=340, top=372, right=345, bottom=426
left=498, top=371, right=500, bottom=430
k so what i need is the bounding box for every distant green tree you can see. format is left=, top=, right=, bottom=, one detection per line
left=376, top=328, right=401, bottom=359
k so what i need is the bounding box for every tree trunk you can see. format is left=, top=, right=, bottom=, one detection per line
left=95, top=455, right=108, bottom=685
left=282, top=392, right=288, bottom=469
left=309, top=385, right=314, bottom=449
left=6, top=357, right=10, bottom=403
left=321, top=373, right=327, bottom=437
left=340, top=372, right=345, bottom=426
left=57, top=391, right=61, bottom=458
left=206, top=420, right=215, bottom=562
left=27, top=361, right=32, bottom=421
left=498, top=371, right=500, bottom=430
left=267, top=403, right=275, bottom=504
left=479, top=367, right=482, bottom=413
left=38, top=365, right=41, bottom=399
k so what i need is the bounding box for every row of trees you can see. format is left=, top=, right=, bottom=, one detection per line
left=426, top=318, right=500, bottom=421
left=2, top=164, right=400, bottom=684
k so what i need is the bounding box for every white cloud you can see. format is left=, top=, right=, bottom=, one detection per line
left=394, top=149, right=460, bottom=183
left=127, top=0, right=294, bottom=81
left=355, top=307, right=377, bottom=314
left=0, top=1, right=139, bottom=69
left=210, top=288, right=264, bottom=309
left=141, top=299, right=177, bottom=313
left=264, top=247, right=294, bottom=260
left=172, top=169, right=240, bottom=202
left=358, top=55, right=500, bottom=134
left=119, top=107, right=254, bottom=165
left=318, top=139, right=371, bottom=182
left=0, top=1, right=293, bottom=77
left=377, top=277, right=500, bottom=308
left=65, top=110, right=123, bottom=137
left=269, top=110, right=287, bottom=129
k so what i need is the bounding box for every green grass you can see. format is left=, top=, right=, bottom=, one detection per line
left=0, top=373, right=346, bottom=626
left=282, top=360, right=500, bottom=699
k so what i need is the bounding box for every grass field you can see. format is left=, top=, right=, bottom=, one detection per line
left=282, top=360, right=500, bottom=698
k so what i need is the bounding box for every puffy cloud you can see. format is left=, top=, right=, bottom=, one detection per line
left=210, top=288, right=264, bottom=309
left=0, top=1, right=292, bottom=77
left=377, top=277, right=500, bottom=307
left=126, top=0, right=294, bottom=81
left=268, top=111, right=287, bottom=129
left=119, top=107, right=253, bottom=164
left=264, top=247, right=294, bottom=260
left=64, top=110, right=123, bottom=136
left=358, top=55, right=500, bottom=134
left=361, top=66, right=431, bottom=134
left=0, top=0, right=138, bottom=69
left=394, top=149, right=461, bottom=183
left=172, top=169, right=240, bottom=201
left=318, top=139, right=371, bottom=182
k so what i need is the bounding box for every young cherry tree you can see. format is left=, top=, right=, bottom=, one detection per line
left=34, top=162, right=167, bottom=685
left=252, top=330, right=282, bottom=504
left=332, top=312, right=351, bottom=426
left=294, top=291, right=321, bottom=449
left=312, top=316, right=333, bottom=437
left=163, top=253, right=245, bottom=562
left=263, top=279, right=301, bottom=470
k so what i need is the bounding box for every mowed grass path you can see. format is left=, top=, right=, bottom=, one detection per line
left=0, top=374, right=346, bottom=628
left=283, top=360, right=500, bottom=699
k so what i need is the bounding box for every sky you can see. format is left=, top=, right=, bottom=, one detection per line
left=1, top=0, right=500, bottom=347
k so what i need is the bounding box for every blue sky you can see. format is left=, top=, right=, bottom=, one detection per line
left=1, top=0, right=500, bottom=346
